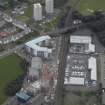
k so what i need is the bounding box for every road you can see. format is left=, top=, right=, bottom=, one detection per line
left=0, top=11, right=31, bottom=44
left=0, top=44, right=24, bottom=59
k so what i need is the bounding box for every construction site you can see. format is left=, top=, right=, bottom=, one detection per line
left=5, top=0, right=102, bottom=105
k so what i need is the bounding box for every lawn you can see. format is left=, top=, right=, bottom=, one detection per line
left=17, top=4, right=33, bottom=23
left=25, top=5, right=33, bottom=18
left=69, top=0, right=105, bottom=15
left=43, top=16, right=60, bottom=32
left=0, top=54, right=24, bottom=104
left=18, top=16, right=30, bottom=22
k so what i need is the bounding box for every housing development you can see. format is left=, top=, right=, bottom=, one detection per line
left=0, top=0, right=105, bottom=105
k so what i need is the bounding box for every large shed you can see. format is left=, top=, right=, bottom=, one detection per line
left=88, top=57, right=97, bottom=81
left=70, top=35, right=92, bottom=44
left=64, top=77, right=85, bottom=85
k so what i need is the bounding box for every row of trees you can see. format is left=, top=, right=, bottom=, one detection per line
left=4, top=74, right=25, bottom=96
left=59, top=8, right=105, bottom=47
left=0, top=0, right=29, bottom=8
left=81, top=11, right=105, bottom=46
left=2, top=0, right=67, bottom=9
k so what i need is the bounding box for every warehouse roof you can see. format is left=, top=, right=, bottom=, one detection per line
left=88, top=57, right=97, bottom=81
left=64, top=77, right=85, bottom=85
left=70, top=35, right=91, bottom=44
left=88, top=43, right=95, bottom=52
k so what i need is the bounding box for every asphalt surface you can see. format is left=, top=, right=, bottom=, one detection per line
left=0, top=44, right=24, bottom=59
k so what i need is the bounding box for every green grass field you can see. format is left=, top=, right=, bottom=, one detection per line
left=69, top=0, right=105, bottom=15
left=17, top=5, right=33, bottom=23
left=0, top=54, right=23, bottom=104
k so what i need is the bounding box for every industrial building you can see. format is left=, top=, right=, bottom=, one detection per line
left=33, top=3, right=42, bottom=21
left=64, top=33, right=97, bottom=86
left=64, top=55, right=97, bottom=86
left=25, top=36, right=52, bottom=58
left=65, top=77, right=85, bottom=85
left=88, top=57, right=97, bottom=81
left=28, top=57, right=43, bottom=81
left=45, top=0, right=54, bottom=14
left=70, top=35, right=95, bottom=53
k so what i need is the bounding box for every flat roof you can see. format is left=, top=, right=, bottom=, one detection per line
left=16, top=92, right=31, bottom=101
left=88, top=57, right=97, bottom=81
left=25, top=36, right=52, bottom=53
left=70, top=35, right=91, bottom=44
left=26, top=36, right=50, bottom=46
left=88, top=43, right=95, bottom=52
left=31, top=57, right=42, bottom=69
left=64, top=77, right=85, bottom=85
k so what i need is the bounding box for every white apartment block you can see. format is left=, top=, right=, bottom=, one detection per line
left=33, top=3, right=42, bottom=21
left=45, top=0, right=54, bottom=14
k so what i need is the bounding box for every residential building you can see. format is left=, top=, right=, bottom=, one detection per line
left=25, top=36, right=52, bottom=58
left=33, top=3, right=42, bottom=21
left=45, top=0, right=54, bottom=14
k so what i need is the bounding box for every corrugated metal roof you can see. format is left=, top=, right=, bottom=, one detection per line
left=88, top=43, right=95, bottom=52
left=64, top=77, right=85, bottom=85
left=88, top=57, right=97, bottom=81
left=70, top=35, right=91, bottom=44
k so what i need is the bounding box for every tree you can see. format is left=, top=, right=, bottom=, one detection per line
left=4, top=54, right=28, bottom=96
left=5, top=80, right=21, bottom=96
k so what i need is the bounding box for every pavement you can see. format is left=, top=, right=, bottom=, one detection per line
left=0, top=44, right=24, bottom=59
